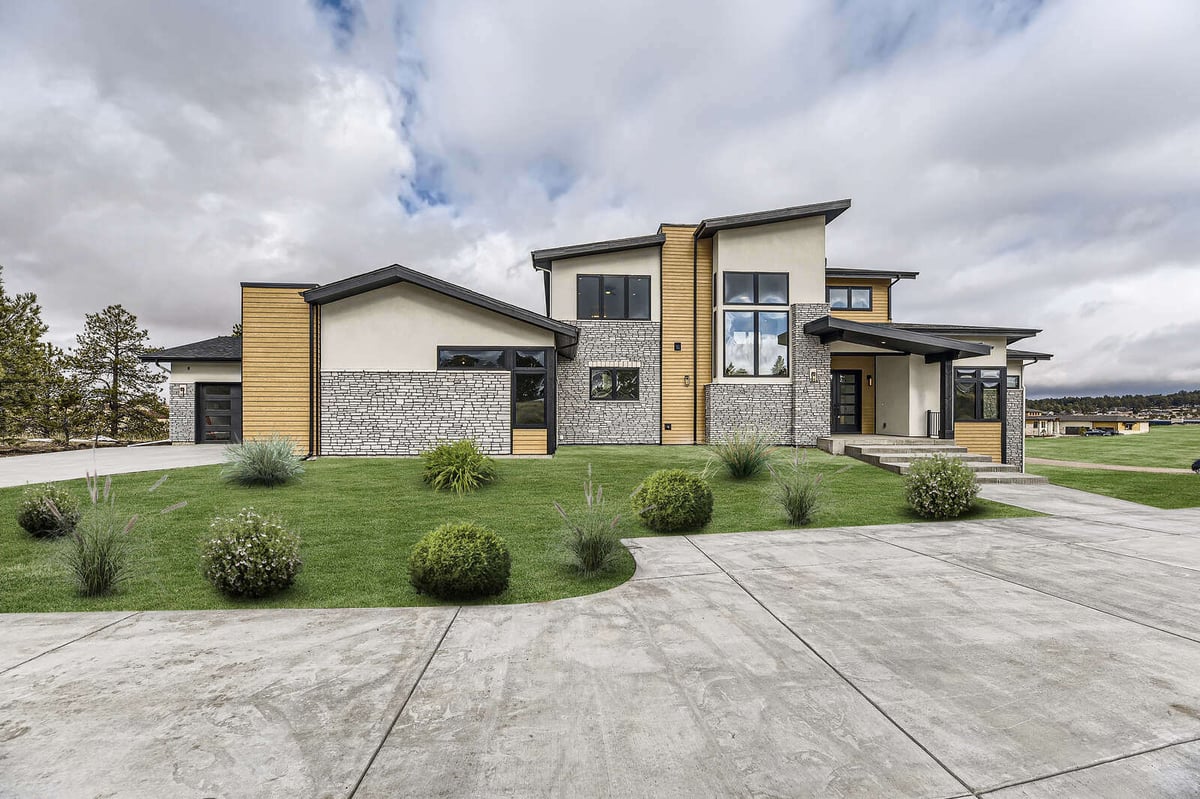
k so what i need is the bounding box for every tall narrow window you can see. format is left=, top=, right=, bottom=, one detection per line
left=724, top=311, right=789, bottom=376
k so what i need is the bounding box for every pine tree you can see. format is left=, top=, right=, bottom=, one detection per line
left=27, top=344, right=99, bottom=442
left=68, top=304, right=164, bottom=440
left=0, top=266, right=51, bottom=440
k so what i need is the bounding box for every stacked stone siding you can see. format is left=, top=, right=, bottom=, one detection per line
left=705, top=384, right=793, bottom=444
left=320, top=371, right=511, bottom=455
left=1005, top=387, right=1024, bottom=470
left=168, top=383, right=195, bottom=443
left=790, top=303, right=833, bottom=446
left=556, top=320, right=660, bottom=445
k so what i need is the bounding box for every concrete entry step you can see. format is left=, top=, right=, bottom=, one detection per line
left=829, top=435, right=1049, bottom=485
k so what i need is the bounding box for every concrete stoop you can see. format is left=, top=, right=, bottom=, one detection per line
left=827, top=437, right=1049, bottom=485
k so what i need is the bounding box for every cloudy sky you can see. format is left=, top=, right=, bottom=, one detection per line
left=2, top=0, right=1199, bottom=397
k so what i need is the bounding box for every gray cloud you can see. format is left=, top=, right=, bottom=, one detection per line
left=2, top=0, right=1199, bottom=397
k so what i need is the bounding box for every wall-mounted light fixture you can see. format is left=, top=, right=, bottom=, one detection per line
left=809, top=368, right=819, bottom=383
left=866, top=375, right=873, bottom=387
left=683, top=375, right=691, bottom=387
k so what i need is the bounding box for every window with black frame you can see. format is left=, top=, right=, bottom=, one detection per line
left=723, top=311, right=789, bottom=376
left=827, top=286, right=872, bottom=310
left=576, top=275, right=651, bottom=320
left=589, top=367, right=639, bottom=401
left=723, top=272, right=788, bottom=305
left=512, top=349, right=547, bottom=426
left=955, top=368, right=1003, bottom=421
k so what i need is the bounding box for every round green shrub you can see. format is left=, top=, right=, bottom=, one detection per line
left=633, top=469, right=714, bottom=533
left=408, top=523, right=511, bottom=600
left=904, top=455, right=980, bottom=519
left=201, top=509, right=303, bottom=597
left=16, top=483, right=81, bottom=538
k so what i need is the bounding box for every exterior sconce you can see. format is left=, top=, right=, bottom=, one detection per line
left=867, top=375, right=873, bottom=387
left=809, top=368, right=819, bottom=383
left=683, top=375, right=691, bottom=387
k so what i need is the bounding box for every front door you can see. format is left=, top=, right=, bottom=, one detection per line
left=196, top=383, right=243, bottom=443
left=831, top=370, right=862, bottom=433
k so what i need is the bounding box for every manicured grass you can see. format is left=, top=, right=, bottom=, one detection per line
left=1028, top=465, right=1200, bottom=510
left=0, top=446, right=1034, bottom=612
left=1025, top=425, right=1200, bottom=469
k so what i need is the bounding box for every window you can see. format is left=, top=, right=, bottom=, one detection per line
left=576, top=275, right=651, bottom=320
left=955, top=368, right=1003, bottom=421
left=512, top=350, right=549, bottom=427
left=827, top=286, right=872, bottom=310
left=723, top=272, right=788, bottom=305
left=723, top=311, right=789, bottom=377
left=590, top=368, right=639, bottom=401
left=437, top=348, right=506, bottom=370
left=1006, top=374, right=1021, bottom=389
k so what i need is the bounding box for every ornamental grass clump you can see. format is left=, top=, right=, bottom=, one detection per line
left=633, top=469, right=713, bottom=533
left=408, top=522, right=511, bottom=600
left=221, top=435, right=304, bottom=488
left=554, top=466, right=626, bottom=576
left=421, top=439, right=497, bottom=495
left=201, top=509, right=303, bottom=598
left=905, top=455, right=980, bottom=519
left=17, top=483, right=81, bottom=538
left=769, top=450, right=842, bottom=526
left=709, top=430, right=776, bottom=479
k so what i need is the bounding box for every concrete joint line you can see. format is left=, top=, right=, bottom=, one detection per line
left=1074, top=541, right=1200, bottom=577
left=0, top=611, right=142, bottom=678
left=681, top=536, right=982, bottom=798
left=347, top=606, right=462, bottom=799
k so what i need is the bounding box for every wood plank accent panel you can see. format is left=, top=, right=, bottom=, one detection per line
left=827, top=278, right=892, bottom=323
left=242, top=286, right=311, bottom=452
left=660, top=225, right=698, bottom=444
left=954, top=421, right=1002, bottom=462
left=511, top=428, right=548, bottom=455
left=830, top=355, right=876, bottom=434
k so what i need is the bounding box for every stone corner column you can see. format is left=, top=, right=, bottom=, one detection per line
left=790, top=303, right=832, bottom=446
left=168, top=383, right=195, bottom=443
left=1006, top=387, right=1025, bottom=469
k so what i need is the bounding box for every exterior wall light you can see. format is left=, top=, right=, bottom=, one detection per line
left=867, top=375, right=873, bottom=387
left=809, top=368, right=819, bottom=383
left=683, top=375, right=691, bottom=387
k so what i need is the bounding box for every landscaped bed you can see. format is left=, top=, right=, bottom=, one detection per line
left=1026, top=424, right=1200, bottom=469
left=0, top=446, right=1034, bottom=612
left=1028, top=464, right=1200, bottom=509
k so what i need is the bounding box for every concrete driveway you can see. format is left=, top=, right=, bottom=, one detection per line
left=5, top=504, right=1200, bottom=796
left=0, top=445, right=227, bottom=488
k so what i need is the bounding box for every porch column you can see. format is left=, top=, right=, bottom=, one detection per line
left=938, top=357, right=955, bottom=440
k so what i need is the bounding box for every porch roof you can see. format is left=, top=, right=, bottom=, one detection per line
left=803, top=316, right=991, bottom=362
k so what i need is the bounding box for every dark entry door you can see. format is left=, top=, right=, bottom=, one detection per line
left=831, top=370, right=862, bottom=433
left=196, top=384, right=243, bottom=443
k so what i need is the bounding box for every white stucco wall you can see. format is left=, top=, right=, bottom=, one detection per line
left=952, top=336, right=1008, bottom=368
left=874, top=356, right=910, bottom=435
left=321, top=283, right=557, bottom=372
left=548, top=247, right=661, bottom=321
left=168, top=361, right=241, bottom=383
left=908, top=359, right=942, bottom=435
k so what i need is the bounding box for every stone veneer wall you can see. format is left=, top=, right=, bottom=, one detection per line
left=790, top=303, right=833, bottom=446
left=556, top=320, right=660, bottom=445
left=705, top=384, right=794, bottom=444
left=168, top=383, right=195, bottom=443
left=320, top=371, right=510, bottom=455
left=1005, top=387, right=1024, bottom=470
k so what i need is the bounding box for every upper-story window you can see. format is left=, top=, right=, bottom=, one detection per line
left=576, top=275, right=651, bottom=320
left=724, top=272, right=788, bottom=305
left=828, top=286, right=872, bottom=310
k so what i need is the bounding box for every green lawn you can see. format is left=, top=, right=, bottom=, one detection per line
left=1026, top=424, right=1200, bottom=469
left=0, top=446, right=1033, bottom=612
left=1028, top=464, right=1200, bottom=510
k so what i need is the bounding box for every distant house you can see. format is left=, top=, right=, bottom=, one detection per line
left=1027, top=413, right=1151, bottom=436
left=1025, top=412, right=1062, bottom=437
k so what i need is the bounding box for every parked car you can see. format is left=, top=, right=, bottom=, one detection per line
left=1083, top=428, right=1116, bottom=436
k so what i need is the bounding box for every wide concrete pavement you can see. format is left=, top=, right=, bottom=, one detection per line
left=4, top=505, right=1200, bottom=796
left=0, top=445, right=227, bottom=488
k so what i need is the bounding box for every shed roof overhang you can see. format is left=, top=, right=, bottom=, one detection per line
left=803, top=316, right=991, bottom=362
left=695, top=199, right=851, bottom=240
left=302, top=264, right=580, bottom=359
left=825, top=267, right=919, bottom=281
left=1007, top=349, right=1054, bottom=362
left=890, top=323, right=1041, bottom=345
left=530, top=234, right=666, bottom=272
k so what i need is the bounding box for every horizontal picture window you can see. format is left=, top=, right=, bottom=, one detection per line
left=589, top=367, right=639, bottom=401
left=828, top=286, right=872, bottom=311
left=724, top=272, right=788, bottom=305
left=577, top=275, right=651, bottom=320
left=437, top=348, right=506, bottom=370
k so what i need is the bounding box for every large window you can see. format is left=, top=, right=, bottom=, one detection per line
left=724, top=272, right=788, bottom=305
left=436, top=347, right=551, bottom=428
left=437, top=348, right=506, bottom=369
left=576, top=275, right=651, bottom=320
left=955, top=368, right=1002, bottom=421
left=827, top=286, right=872, bottom=310
left=590, top=368, right=639, bottom=401
left=723, top=311, right=789, bottom=377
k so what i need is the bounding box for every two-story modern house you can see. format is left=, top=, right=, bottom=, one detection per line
left=143, top=198, right=1050, bottom=470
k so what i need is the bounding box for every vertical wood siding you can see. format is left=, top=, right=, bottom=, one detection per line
left=661, top=225, right=698, bottom=444
left=241, top=286, right=311, bottom=452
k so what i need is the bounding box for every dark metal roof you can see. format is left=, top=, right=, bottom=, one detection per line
left=804, top=316, right=991, bottom=361
left=889, top=323, right=1041, bottom=345
left=139, top=336, right=242, bottom=362
left=826, top=267, right=919, bottom=281
left=530, top=234, right=666, bottom=272
left=1007, top=349, right=1053, bottom=361
left=694, top=199, right=852, bottom=240
left=301, top=264, right=580, bottom=357
left=240, top=281, right=319, bottom=289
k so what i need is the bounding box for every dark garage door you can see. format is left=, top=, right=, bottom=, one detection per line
left=195, top=384, right=242, bottom=443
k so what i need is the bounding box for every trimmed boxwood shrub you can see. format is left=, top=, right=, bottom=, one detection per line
left=633, top=469, right=714, bottom=533
left=408, top=522, right=511, bottom=600
left=17, top=483, right=81, bottom=538
left=201, top=509, right=303, bottom=597
left=905, top=455, right=979, bottom=519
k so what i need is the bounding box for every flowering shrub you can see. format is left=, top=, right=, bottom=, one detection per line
left=201, top=509, right=302, bottom=597
left=17, top=483, right=81, bottom=538
left=904, top=455, right=979, bottom=519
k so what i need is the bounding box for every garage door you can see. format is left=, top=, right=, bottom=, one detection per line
left=196, top=383, right=243, bottom=443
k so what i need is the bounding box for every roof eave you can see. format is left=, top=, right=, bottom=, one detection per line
left=695, top=198, right=852, bottom=240
left=804, top=316, right=991, bottom=360
left=530, top=233, right=666, bottom=272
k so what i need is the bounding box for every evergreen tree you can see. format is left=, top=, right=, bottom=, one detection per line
left=68, top=304, right=163, bottom=439
left=0, top=266, right=51, bottom=440
left=27, top=344, right=99, bottom=442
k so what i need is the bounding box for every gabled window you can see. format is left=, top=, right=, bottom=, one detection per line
left=955, top=368, right=1003, bottom=421
left=576, top=275, right=651, bottom=320
left=723, top=272, right=788, bottom=305
left=828, top=286, right=872, bottom=311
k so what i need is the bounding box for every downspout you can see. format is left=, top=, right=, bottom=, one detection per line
left=692, top=234, right=698, bottom=443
